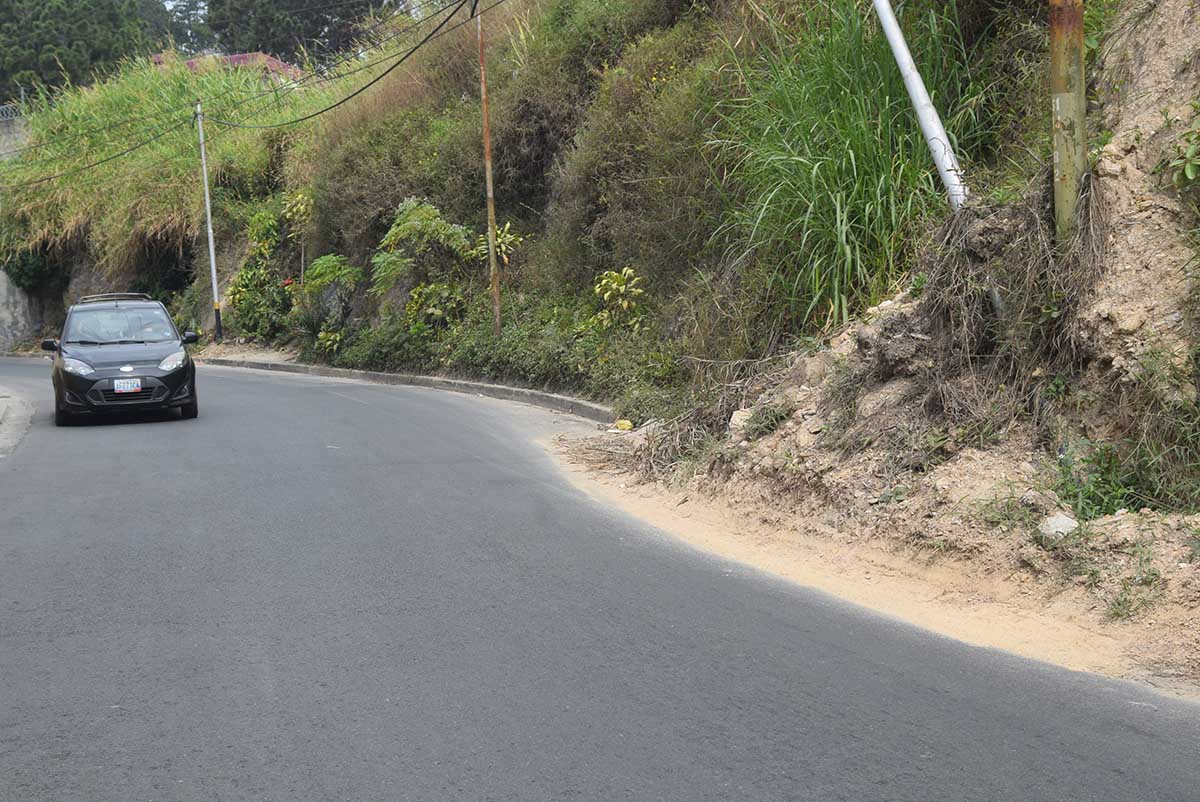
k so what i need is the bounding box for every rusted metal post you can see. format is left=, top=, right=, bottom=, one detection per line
left=477, top=12, right=501, bottom=337
left=1050, top=0, right=1087, bottom=241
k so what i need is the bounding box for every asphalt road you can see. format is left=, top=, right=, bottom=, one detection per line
left=1, top=356, right=1198, bottom=802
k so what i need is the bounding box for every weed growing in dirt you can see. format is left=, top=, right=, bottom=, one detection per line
left=980, top=493, right=1040, bottom=532
left=743, top=403, right=793, bottom=441
left=818, top=358, right=867, bottom=450
left=1055, top=441, right=1137, bottom=521
left=1167, top=101, right=1200, bottom=191
left=1107, top=585, right=1140, bottom=620
left=672, top=433, right=732, bottom=482
left=1184, top=527, right=1200, bottom=563
left=1066, top=556, right=1102, bottom=588
left=1107, top=540, right=1163, bottom=620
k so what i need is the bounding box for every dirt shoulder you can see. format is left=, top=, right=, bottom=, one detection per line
left=553, top=436, right=1200, bottom=701
left=0, top=382, right=34, bottom=458
left=193, top=341, right=301, bottom=364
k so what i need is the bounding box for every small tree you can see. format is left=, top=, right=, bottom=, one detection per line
left=370, top=198, right=474, bottom=296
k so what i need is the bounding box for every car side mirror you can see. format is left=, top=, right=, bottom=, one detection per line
left=182, top=331, right=199, bottom=345
left=41, top=338, right=58, bottom=352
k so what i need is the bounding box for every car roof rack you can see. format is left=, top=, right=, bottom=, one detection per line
left=77, top=293, right=154, bottom=304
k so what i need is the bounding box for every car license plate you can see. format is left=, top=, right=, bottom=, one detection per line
left=113, top=378, right=141, bottom=394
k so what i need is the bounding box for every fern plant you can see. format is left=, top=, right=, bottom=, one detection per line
left=372, top=199, right=475, bottom=294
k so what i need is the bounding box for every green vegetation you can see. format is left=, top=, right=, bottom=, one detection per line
left=207, top=0, right=378, bottom=61
left=0, top=0, right=159, bottom=99
left=0, top=0, right=1095, bottom=424
left=715, top=0, right=991, bottom=334
left=743, top=402, right=793, bottom=441
left=0, top=55, right=341, bottom=277
left=1107, top=541, right=1162, bottom=620
left=1054, top=441, right=1137, bottom=521
left=1169, top=101, right=1200, bottom=191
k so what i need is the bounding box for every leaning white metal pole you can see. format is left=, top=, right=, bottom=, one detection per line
left=195, top=101, right=223, bottom=342
left=872, top=0, right=968, bottom=210
left=872, top=0, right=1002, bottom=314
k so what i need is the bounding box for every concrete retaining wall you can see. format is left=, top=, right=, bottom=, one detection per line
left=0, top=271, right=40, bottom=351
left=0, top=114, right=39, bottom=349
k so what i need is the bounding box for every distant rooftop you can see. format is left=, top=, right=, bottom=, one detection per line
left=152, top=52, right=304, bottom=81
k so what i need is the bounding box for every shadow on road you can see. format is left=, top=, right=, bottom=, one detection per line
left=57, top=409, right=186, bottom=427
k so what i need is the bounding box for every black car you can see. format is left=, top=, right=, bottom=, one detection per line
left=42, top=293, right=200, bottom=426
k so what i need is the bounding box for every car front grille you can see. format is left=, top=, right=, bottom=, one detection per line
left=98, top=388, right=162, bottom=404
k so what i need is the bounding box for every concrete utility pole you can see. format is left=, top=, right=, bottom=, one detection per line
left=1050, top=0, right=1087, bottom=241
left=194, top=101, right=223, bottom=342
left=871, top=0, right=968, bottom=210
left=476, top=10, right=502, bottom=337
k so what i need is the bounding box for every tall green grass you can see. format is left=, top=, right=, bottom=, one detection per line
left=0, top=56, right=342, bottom=275
left=0, top=6, right=472, bottom=277
left=714, top=0, right=992, bottom=336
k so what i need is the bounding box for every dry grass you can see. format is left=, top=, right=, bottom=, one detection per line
left=920, top=168, right=1109, bottom=434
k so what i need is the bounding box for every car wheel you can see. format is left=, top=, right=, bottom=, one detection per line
left=180, top=399, right=199, bottom=419
left=54, top=406, right=70, bottom=427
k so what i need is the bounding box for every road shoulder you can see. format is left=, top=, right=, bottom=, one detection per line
left=551, top=436, right=1200, bottom=701
left=0, top=384, right=34, bottom=458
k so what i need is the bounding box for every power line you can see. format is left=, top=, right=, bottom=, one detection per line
left=0, top=0, right=458, bottom=160
left=0, top=0, right=506, bottom=191
left=0, top=120, right=192, bottom=190
left=206, top=0, right=508, bottom=131
left=194, top=0, right=461, bottom=122
left=0, top=0, right=405, bottom=68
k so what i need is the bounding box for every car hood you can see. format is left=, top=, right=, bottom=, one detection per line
left=61, top=341, right=184, bottom=368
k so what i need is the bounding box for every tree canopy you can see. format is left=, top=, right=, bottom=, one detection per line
left=0, top=0, right=391, bottom=103
left=206, top=0, right=387, bottom=62
left=0, top=0, right=157, bottom=101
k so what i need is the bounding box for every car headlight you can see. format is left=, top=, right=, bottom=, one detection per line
left=158, top=349, right=187, bottom=372
left=62, top=357, right=94, bottom=376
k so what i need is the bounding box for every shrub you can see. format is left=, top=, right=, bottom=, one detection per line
left=369, top=251, right=415, bottom=298
left=225, top=266, right=292, bottom=340
left=405, top=282, right=466, bottom=328
left=304, top=253, right=363, bottom=295
left=0, top=248, right=64, bottom=294
left=544, top=21, right=722, bottom=287
left=376, top=198, right=475, bottom=281
left=593, top=266, right=646, bottom=331
left=334, top=316, right=436, bottom=372
left=488, top=0, right=699, bottom=216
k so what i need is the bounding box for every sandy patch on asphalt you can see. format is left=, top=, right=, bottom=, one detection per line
left=549, top=441, right=1197, bottom=699
left=0, top=389, right=34, bottom=457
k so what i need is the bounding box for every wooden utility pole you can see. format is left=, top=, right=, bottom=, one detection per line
left=1050, top=0, right=1087, bottom=241
left=476, top=10, right=501, bottom=337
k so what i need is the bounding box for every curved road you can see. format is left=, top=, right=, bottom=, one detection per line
left=1, top=356, right=1197, bottom=801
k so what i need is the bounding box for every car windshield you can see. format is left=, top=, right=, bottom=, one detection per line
left=64, top=306, right=178, bottom=344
